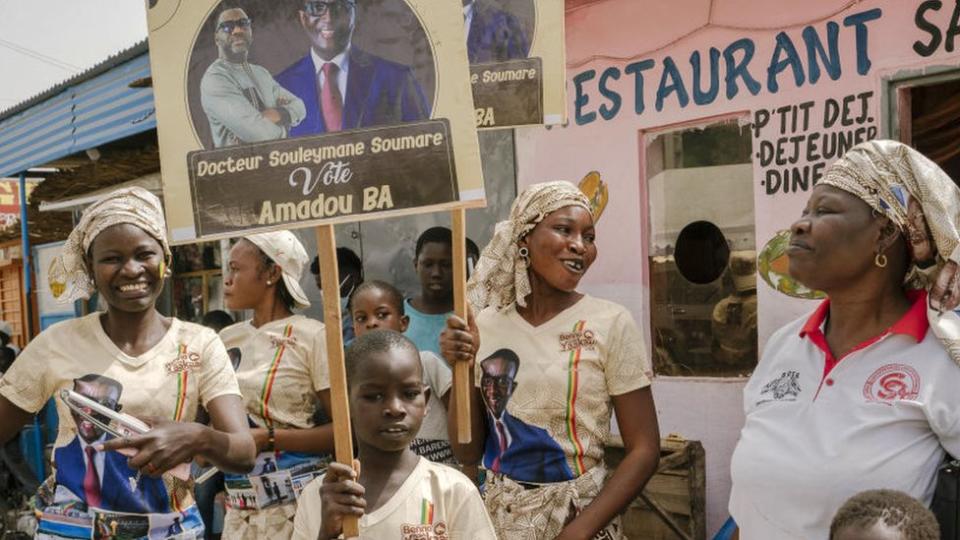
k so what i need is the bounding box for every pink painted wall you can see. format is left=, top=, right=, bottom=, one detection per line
left=514, top=0, right=960, bottom=533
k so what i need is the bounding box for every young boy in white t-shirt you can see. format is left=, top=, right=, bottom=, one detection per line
left=292, top=330, right=495, bottom=540
left=348, top=280, right=454, bottom=463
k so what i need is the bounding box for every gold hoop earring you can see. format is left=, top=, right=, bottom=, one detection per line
left=875, top=253, right=888, bottom=268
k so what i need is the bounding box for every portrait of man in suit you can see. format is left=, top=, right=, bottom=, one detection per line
left=480, top=349, right=573, bottom=483
left=200, top=6, right=306, bottom=148
left=463, top=0, right=530, bottom=64
left=54, top=374, right=170, bottom=513
left=276, top=0, right=431, bottom=137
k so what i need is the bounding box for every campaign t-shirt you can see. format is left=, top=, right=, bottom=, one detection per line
left=292, top=457, right=496, bottom=540
left=475, top=295, right=651, bottom=483
left=410, top=351, right=455, bottom=464
left=403, top=299, right=449, bottom=356
left=0, top=313, right=239, bottom=537
left=219, top=314, right=330, bottom=430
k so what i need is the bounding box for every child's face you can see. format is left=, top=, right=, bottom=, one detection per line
left=833, top=521, right=904, bottom=540
left=351, top=288, right=409, bottom=337
left=414, top=242, right=453, bottom=301
left=349, top=348, right=427, bottom=452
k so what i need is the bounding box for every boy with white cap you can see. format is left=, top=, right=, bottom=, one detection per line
left=219, top=230, right=335, bottom=539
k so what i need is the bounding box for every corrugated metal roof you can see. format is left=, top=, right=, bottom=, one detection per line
left=0, top=40, right=149, bottom=121
left=0, top=41, right=155, bottom=178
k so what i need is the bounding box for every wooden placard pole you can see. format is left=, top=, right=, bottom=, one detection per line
left=451, top=209, right=472, bottom=444
left=315, top=224, right=360, bottom=538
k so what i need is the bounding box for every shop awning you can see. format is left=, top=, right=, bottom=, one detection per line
left=0, top=42, right=155, bottom=179
left=37, top=172, right=162, bottom=213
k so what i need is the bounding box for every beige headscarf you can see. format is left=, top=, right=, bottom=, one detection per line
left=820, top=140, right=960, bottom=365
left=48, top=187, right=171, bottom=303
left=468, top=181, right=591, bottom=311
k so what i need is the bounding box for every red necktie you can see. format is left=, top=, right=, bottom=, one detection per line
left=321, top=62, right=343, bottom=132
left=83, top=445, right=102, bottom=508
left=492, top=420, right=507, bottom=473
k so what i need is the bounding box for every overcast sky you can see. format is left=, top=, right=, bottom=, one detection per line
left=0, top=0, right=147, bottom=113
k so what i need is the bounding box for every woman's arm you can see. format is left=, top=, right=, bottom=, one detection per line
left=101, top=394, right=257, bottom=474
left=202, top=394, right=259, bottom=472
left=556, top=387, right=660, bottom=539
left=440, top=312, right=486, bottom=464
left=0, top=395, right=35, bottom=446
left=251, top=390, right=335, bottom=454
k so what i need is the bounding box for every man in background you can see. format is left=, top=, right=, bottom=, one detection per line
left=311, top=247, right=364, bottom=344
left=276, top=0, right=429, bottom=136
left=200, top=7, right=306, bottom=148
left=405, top=227, right=479, bottom=356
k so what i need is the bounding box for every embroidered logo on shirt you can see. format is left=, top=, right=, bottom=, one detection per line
left=863, top=364, right=920, bottom=404
left=401, top=521, right=448, bottom=539
left=164, top=345, right=201, bottom=374
left=757, top=370, right=801, bottom=404
left=269, top=334, right=298, bottom=349
left=559, top=328, right=597, bottom=352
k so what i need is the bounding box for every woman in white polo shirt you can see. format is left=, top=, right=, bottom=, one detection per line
left=729, top=140, right=960, bottom=539
left=219, top=230, right=334, bottom=539
left=442, top=181, right=661, bottom=540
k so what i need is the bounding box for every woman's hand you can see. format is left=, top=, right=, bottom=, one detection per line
left=99, top=417, right=208, bottom=477
left=442, top=308, right=487, bottom=465
left=319, top=461, right=365, bottom=540
left=931, top=260, right=960, bottom=312
left=440, top=309, right=479, bottom=369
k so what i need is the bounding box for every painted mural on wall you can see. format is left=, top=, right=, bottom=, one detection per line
left=757, top=229, right=825, bottom=300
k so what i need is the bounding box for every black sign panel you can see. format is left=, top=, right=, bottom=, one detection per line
left=188, top=120, right=459, bottom=237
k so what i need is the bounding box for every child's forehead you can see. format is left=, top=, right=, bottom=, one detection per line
left=419, top=241, right=452, bottom=257
left=354, top=288, right=397, bottom=307
left=834, top=520, right=904, bottom=540
left=353, top=348, right=422, bottom=382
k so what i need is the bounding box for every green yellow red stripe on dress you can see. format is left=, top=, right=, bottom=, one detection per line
left=172, top=345, right=188, bottom=421
left=259, top=324, right=293, bottom=425
left=565, top=320, right=588, bottom=476
left=420, top=498, right=434, bottom=525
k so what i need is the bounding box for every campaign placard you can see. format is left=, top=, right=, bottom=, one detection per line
left=465, top=0, right=565, bottom=129
left=146, top=0, right=484, bottom=242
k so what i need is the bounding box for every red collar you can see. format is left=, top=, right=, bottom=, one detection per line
left=799, top=289, right=929, bottom=343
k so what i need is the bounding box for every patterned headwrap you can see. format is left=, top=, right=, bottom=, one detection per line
left=48, top=187, right=171, bottom=303
left=820, top=139, right=960, bottom=365
left=468, top=181, right=591, bottom=311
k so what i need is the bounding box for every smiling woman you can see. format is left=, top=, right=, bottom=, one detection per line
left=89, top=223, right=167, bottom=311
left=441, top=181, right=661, bottom=540
left=0, top=187, right=256, bottom=540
